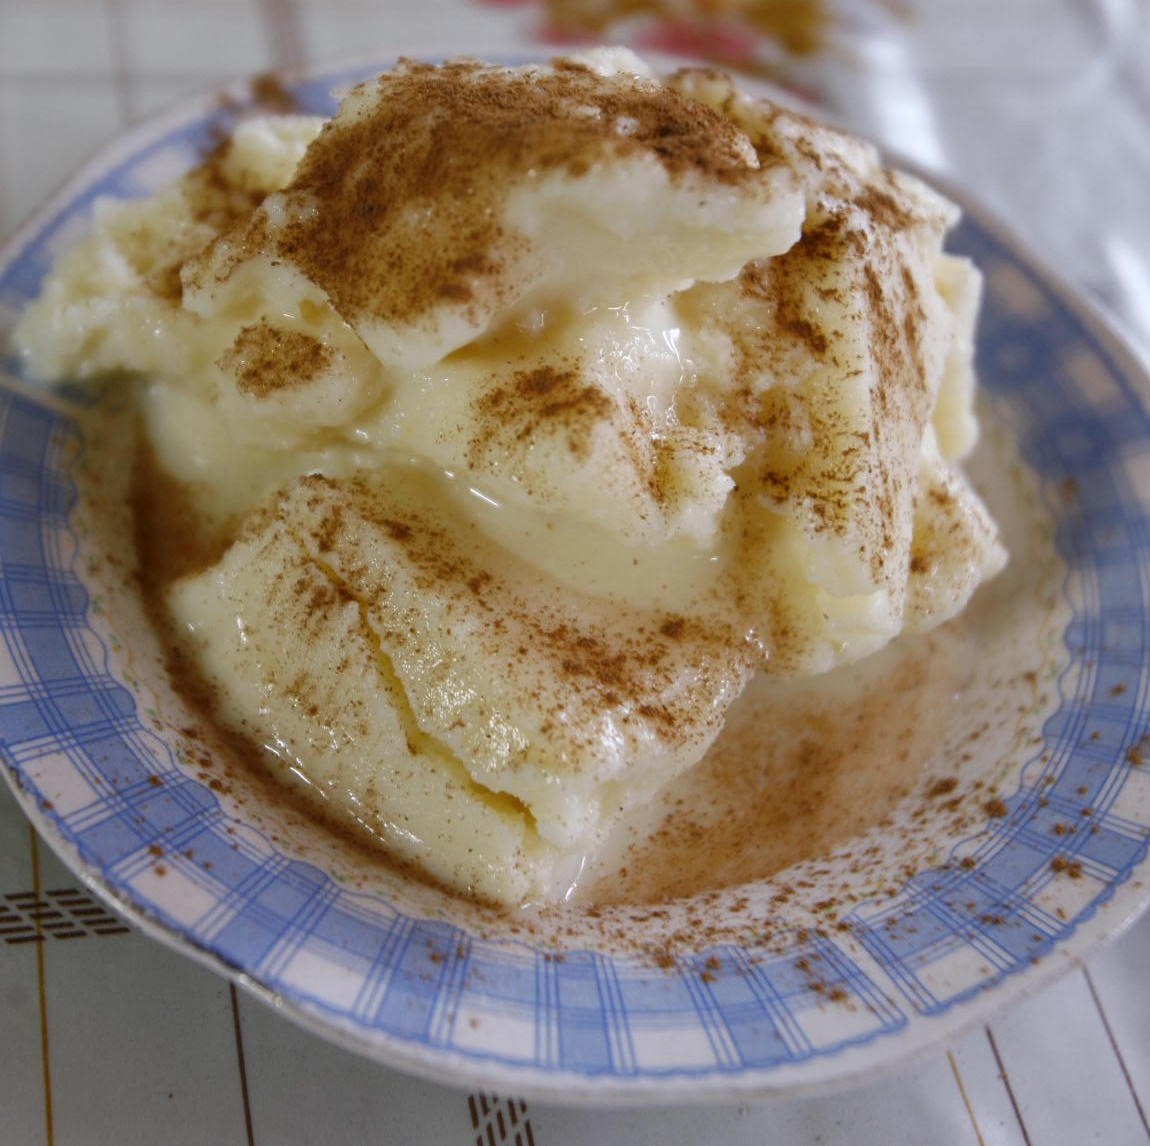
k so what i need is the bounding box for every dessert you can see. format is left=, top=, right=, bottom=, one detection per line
left=14, top=51, right=1005, bottom=906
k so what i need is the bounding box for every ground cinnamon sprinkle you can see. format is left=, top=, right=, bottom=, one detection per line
left=221, top=319, right=334, bottom=396
left=140, top=137, right=270, bottom=303
left=926, top=776, right=958, bottom=798
left=280, top=471, right=744, bottom=767
left=213, top=58, right=764, bottom=333
left=1050, top=855, right=1083, bottom=879
left=472, top=364, right=613, bottom=462
left=58, top=45, right=1019, bottom=924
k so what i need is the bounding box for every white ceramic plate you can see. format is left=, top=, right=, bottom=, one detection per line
left=0, top=59, right=1148, bottom=1103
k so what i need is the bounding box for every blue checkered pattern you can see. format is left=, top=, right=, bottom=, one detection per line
left=0, top=68, right=1147, bottom=1085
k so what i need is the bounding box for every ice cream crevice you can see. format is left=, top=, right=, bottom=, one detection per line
left=299, top=537, right=543, bottom=836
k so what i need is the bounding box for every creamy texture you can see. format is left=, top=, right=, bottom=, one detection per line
left=15, top=51, right=1006, bottom=905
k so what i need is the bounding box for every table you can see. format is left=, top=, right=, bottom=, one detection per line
left=1, top=0, right=1148, bottom=1141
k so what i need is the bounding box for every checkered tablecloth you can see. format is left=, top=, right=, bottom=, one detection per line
left=0, top=1, right=1148, bottom=1142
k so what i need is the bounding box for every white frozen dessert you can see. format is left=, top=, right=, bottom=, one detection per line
left=15, top=51, right=1005, bottom=905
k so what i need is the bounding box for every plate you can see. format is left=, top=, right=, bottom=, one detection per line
left=0, top=59, right=1148, bottom=1103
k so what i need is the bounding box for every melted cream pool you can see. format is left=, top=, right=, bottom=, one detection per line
left=580, top=621, right=974, bottom=904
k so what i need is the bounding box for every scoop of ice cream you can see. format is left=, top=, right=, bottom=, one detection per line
left=14, top=50, right=1006, bottom=905
left=172, top=467, right=752, bottom=903
left=184, top=51, right=803, bottom=370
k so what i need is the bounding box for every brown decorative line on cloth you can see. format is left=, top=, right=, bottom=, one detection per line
left=0, top=888, right=131, bottom=944
left=254, top=0, right=307, bottom=75
left=468, top=1093, right=537, bottom=1146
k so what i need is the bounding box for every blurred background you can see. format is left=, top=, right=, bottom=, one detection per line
left=2, top=0, right=1147, bottom=356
